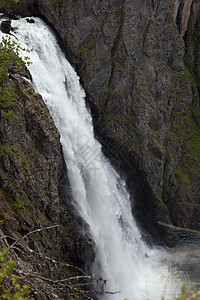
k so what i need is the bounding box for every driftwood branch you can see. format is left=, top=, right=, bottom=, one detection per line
left=157, top=221, right=200, bottom=236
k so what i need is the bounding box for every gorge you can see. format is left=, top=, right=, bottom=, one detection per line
left=8, top=0, right=200, bottom=247
left=0, top=0, right=200, bottom=299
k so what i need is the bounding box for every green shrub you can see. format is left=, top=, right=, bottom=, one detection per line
left=0, top=87, right=17, bottom=109
left=14, top=199, right=24, bottom=209
left=0, top=36, right=31, bottom=113
left=0, top=36, right=31, bottom=78
left=5, top=109, right=18, bottom=120
left=0, top=248, right=32, bottom=299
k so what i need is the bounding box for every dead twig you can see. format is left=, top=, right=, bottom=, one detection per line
left=0, top=225, right=119, bottom=299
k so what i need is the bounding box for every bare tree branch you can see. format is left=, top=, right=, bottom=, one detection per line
left=157, top=221, right=200, bottom=236
left=8, top=224, right=60, bottom=250
left=0, top=225, right=119, bottom=299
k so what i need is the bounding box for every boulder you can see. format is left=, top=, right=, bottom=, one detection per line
left=1, top=19, right=11, bottom=33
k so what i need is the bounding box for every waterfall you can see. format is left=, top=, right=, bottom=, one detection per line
left=1, top=17, right=187, bottom=299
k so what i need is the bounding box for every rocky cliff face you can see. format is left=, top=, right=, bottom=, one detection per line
left=0, top=46, right=95, bottom=297
left=2, top=0, right=200, bottom=247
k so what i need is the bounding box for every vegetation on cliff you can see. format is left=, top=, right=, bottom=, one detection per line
left=2, top=0, right=199, bottom=246
left=0, top=0, right=19, bottom=9
left=0, top=248, right=32, bottom=300
left=0, top=0, right=200, bottom=298
left=0, top=24, right=97, bottom=299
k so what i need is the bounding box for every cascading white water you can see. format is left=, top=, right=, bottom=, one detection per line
left=0, top=17, right=189, bottom=299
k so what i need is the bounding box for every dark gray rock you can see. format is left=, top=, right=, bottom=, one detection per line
left=0, top=66, right=95, bottom=298
left=2, top=0, right=200, bottom=248
left=26, top=18, right=35, bottom=23
left=1, top=19, right=11, bottom=33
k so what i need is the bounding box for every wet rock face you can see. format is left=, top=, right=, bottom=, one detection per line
left=3, top=0, right=200, bottom=247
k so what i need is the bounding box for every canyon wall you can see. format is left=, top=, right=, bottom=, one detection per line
left=0, top=48, right=94, bottom=298
left=1, top=0, right=200, bottom=248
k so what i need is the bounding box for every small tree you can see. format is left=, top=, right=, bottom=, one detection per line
left=0, top=35, right=31, bottom=81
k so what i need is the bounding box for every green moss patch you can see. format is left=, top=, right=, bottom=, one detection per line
left=149, top=18, right=160, bottom=26
left=174, top=134, right=200, bottom=191
left=0, top=144, right=30, bottom=171
left=50, top=0, right=66, bottom=7
left=0, top=87, right=17, bottom=109
left=76, top=39, right=97, bottom=57
left=166, top=115, right=200, bottom=192
left=183, top=14, right=200, bottom=87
